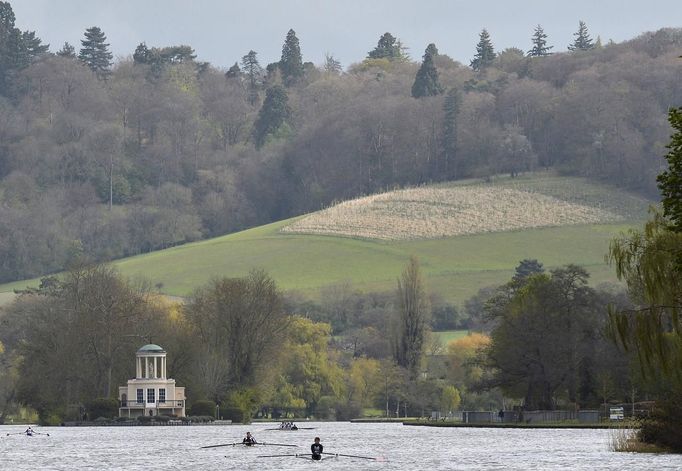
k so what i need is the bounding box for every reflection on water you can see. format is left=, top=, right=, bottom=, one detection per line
left=0, top=422, right=678, bottom=470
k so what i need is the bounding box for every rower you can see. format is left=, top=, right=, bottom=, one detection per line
left=243, top=431, right=257, bottom=446
left=311, top=437, right=323, bottom=461
left=25, top=427, right=33, bottom=436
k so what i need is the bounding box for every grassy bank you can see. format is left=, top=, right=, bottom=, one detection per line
left=403, top=419, right=630, bottom=429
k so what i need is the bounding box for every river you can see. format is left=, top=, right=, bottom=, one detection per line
left=0, top=422, right=678, bottom=470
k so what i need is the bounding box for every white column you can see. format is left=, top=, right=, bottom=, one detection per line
left=136, top=358, right=140, bottom=378
left=154, top=357, right=158, bottom=379
left=163, top=357, right=166, bottom=378
left=145, top=357, right=149, bottom=379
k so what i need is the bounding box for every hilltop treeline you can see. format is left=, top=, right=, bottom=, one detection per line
left=0, top=0, right=681, bottom=282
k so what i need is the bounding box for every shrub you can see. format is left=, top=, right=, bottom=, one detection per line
left=639, top=392, right=682, bottom=452
left=137, top=415, right=153, bottom=424
left=315, top=396, right=337, bottom=420
left=221, top=406, right=249, bottom=423
left=189, top=400, right=216, bottom=417
left=335, top=401, right=362, bottom=421
left=87, top=398, right=119, bottom=420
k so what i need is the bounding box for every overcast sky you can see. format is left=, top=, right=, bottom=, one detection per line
left=11, top=0, right=682, bottom=70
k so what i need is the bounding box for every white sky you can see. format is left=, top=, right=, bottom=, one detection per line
left=11, top=0, right=682, bottom=69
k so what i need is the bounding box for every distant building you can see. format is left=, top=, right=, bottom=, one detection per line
left=118, top=344, right=186, bottom=418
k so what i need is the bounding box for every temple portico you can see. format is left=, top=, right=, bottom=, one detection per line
left=118, top=344, right=186, bottom=418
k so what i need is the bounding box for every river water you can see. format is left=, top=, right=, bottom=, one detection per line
left=0, top=422, right=679, bottom=470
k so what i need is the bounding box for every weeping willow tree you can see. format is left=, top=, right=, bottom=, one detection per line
left=608, top=107, right=682, bottom=372
left=608, top=107, right=682, bottom=451
left=608, top=212, right=682, bottom=372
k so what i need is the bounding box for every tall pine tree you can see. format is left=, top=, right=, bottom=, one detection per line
left=528, top=25, right=553, bottom=57
left=225, top=62, right=241, bottom=79
left=241, top=50, right=263, bottom=105
left=79, top=26, right=113, bottom=79
left=57, top=41, right=76, bottom=58
left=0, top=2, right=48, bottom=94
left=253, top=85, right=291, bottom=148
left=367, top=32, right=404, bottom=61
left=411, top=43, right=444, bottom=98
left=279, top=29, right=303, bottom=85
left=568, top=21, right=594, bottom=51
left=441, top=88, right=461, bottom=179
left=470, top=29, right=496, bottom=71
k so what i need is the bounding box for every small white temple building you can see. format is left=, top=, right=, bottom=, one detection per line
left=118, top=344, right=186, bottom=418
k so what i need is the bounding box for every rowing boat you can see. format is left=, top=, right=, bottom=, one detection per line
left=201, top=441, right=297, bottom=449
left=258, top=451, right=378, bottom=461
left=263, top=427, right=316, bottom=431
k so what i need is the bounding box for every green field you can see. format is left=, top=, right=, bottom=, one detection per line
left=434, top=330, right=470, bottom=345
left=0, top=220, right=637, bottom=305
left=0, top=175, right=650, bottom=306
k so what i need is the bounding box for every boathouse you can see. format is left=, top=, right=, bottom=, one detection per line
left=118, top=344, right=186, bottom=418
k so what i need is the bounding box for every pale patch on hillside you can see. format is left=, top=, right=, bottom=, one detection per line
left=281, top=186, right=627, bottom=240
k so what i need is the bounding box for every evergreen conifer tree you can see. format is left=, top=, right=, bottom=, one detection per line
left=21, top=31, right=48, bottom=61
left=279, top=29, right=303, bottom=85
left=132, top=42, right=149, bottom=64
left=441, top=88, right=461, bottom=178
left=253, top=85, right=291, bottom=148
left=657, top=107, right=682, bottom=232
left=57, top=42, right=76, bottom=58
left=241, top=50, right=263, bottom=105
left=0, top=2, right=49, bottom=94
left=411, top=43, right=444, bottom=98
left=367, top=32, right=404, bottom=60
left=527, top=25, right=553, bottom=57
left=79, top=26, right=113, bottom=79
left=568, top=21, right=594, bottom=51
left=225, top=62, right=241, bottom=79
left=470, top=29, right=496, bottom=71
left=425, top=43, right=439, bottom=57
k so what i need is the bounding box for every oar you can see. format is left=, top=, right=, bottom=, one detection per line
left=322, top=452, right=377, bottom=460
left=260, top=442, right=298, bottom=447
left=32, top=431, right=50, bottom=436
left=200, top=442, right=240, bottom=449
left=6, top=432, right=25, bottom=436
left=257, top=453, right=301, bottom=458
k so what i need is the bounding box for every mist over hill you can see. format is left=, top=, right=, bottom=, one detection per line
left=0, top=0, right=680, bottom=283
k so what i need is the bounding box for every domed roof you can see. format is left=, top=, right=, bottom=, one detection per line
left=137, top=344, right=165, bottom=353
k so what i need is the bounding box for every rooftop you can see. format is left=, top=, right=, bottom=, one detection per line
left=137, top=344, right=165, bottom=353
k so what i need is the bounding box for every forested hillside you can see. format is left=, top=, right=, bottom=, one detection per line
left=0, top=0, right=680, bottom=282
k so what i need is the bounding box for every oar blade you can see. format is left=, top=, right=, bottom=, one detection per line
left=257, top=453, right=300, bottom=458
left=261, top=442, right=298, bottom=447
left=200, top=442, right=238, bottom=449
left=322, top=452, right=377, bottom=460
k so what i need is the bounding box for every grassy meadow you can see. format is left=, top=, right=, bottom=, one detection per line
left=0, top=175, right=651, bottom=306
left=434, top=330, right=470, bottom=345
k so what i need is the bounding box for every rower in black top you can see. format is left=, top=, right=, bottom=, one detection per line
left=311, top=437, right=323, bottom=461
left=243, top=431, right=257, bottom=446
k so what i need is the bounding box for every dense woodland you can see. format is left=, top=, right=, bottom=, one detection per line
left=0, top=1, right=681, bottom=282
